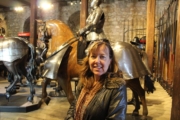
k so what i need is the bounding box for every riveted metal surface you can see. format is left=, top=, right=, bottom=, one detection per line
left=42, top=45, right=69, bottom=79
left=0, top=37, right=28, bottom=62
left=113, top=41, right=149, bottom=79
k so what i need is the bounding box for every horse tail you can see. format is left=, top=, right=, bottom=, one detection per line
left=144, top=75, right=156, bottom=93
left=27, top=43, right=36, bottom=82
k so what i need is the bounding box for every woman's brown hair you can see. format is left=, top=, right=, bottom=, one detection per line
left=78, top=39, right=121, bottom=90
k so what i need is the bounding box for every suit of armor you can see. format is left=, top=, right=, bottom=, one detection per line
left=113, top=42, right=150, bottom=79
left=77, top=0, right=106, bottom=64
left=77, top=0, right=106, bottom=41
left=130, top=36, right=152, bottom=75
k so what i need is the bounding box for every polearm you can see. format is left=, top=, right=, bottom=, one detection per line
left=157, top=15, right=163, bottom=79
left=159, top=9, right=166, bottom=81
left=167, top=0, right=178, bottom=89
left=159, top=14, right=164, bottom=79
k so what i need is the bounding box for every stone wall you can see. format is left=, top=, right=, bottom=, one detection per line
left=103, top=1, right=148, bottom=43
left=5, top=6, right=30, bottom=37
left=102, top=0, right=171, bottom=43
left=0, top=0, right=171, bottom=43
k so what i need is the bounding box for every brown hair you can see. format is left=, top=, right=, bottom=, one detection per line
left=78, top=39, right=121, bottom=90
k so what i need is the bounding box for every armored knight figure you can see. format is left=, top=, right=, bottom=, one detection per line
left=130, top=36, right=151, bottom=74
left=77, top=0, right=106, bottom=64
left=128, top=36, right=155, bottom=104
left=77, top=0, right=106, bottom=40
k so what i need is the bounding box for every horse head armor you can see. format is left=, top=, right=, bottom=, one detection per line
left=37, top=20, right=51, bottom=42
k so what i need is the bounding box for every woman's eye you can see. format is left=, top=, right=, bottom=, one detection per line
left=100, top=56, right=106, bottom=59
left=91, top=55, right=96, bottom=58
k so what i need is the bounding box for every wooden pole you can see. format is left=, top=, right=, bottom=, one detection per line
left=146, top=0, right=156, bottom=71
left=80, top=0, right=88, bottom=28
left=171, top=0, right=180, bottom=119
left=29, top=0, right=37, bottom=46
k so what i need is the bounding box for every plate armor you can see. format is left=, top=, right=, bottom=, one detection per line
left=0, top=37, right=29, bottom=62
left=113, top=41, right=150, bottom=79
left=78, top=0, right=106, bottom=41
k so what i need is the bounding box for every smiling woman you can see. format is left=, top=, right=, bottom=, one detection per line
left=88, top=42, right=112, bottom=79
left=65, top=39, right=127, bottom=120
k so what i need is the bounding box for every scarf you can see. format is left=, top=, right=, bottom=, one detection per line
left=74, top=81, right=103, bottom=120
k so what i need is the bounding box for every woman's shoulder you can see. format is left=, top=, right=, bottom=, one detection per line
left=105, top=77, right=126, bottom=89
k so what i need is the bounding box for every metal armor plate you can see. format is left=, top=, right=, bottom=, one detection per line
left=113, top=41, right=150, bottom=79
left=86, top=31, right=106, bottom=41
left=85, top=7, right=106, bottom=41
left=42, top=45, right=69, bottom=79
left=0, top=37, right=28, bottom=62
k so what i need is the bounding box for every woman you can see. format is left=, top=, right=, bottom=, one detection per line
left=65, top=40, right=127, bottom=120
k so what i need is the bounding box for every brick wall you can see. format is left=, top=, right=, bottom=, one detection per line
left=1, top=0, right=170, bottom=43
left=5, top=6, right=30, bottom=37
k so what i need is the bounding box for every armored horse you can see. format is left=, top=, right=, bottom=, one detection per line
left=38, top=19, right=155, bottom=119
left=0, top=37, right=36, bottom=102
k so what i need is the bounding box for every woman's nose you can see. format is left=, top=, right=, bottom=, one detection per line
left=94, top=57, right=100, bottom=63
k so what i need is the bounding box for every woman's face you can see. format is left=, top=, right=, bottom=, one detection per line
left=89, top=45, right=112, bottom=78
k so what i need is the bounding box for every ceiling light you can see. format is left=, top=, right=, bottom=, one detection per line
left=14, top=7, right=24, bottom=11
left=39, top=2, right=53, bottom=10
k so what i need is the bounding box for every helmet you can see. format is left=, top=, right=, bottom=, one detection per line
left=90, top=0, right=101, bottom=8
left=130, top=36, right=146, bottom=50
left=130, top=36, right=140, bottom=45
left=139, top=36, right=146, bottom=44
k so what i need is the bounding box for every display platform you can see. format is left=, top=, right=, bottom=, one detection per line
left=0, top=78, right=42, bottom=112
left=0, top=77, right=72, bottom=112
left=0, top=94, right=42, bottom=112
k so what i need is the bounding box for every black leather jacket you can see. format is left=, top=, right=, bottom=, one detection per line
left=65, top=78, right=127, bottom=120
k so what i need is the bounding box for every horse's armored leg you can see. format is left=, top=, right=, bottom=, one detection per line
left=6, top=75, right=20, bottom=100
left=26, top=75, right=35, bottom=102
left=132, top=91, right=140, bottom=116
left=41, top=77, right=49, bottom=98
left=139, top=93, right=148, bottom=120
left=3, top=62, right=19, bottom=100
left=19, top=63, right=35, bottom=102
left=134, top=80, right=148, bottom=120
left=6, top=73, right=17, bottom=94
left=41, top=77, right=51, bottom=104
left=126, top=78, right=148, bottom=120
left=57, top=76, right=75, bottom=104
left=127, top=92, right=135, bottom=105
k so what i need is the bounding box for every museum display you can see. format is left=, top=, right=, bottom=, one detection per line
left=0, top=37, right=43, bottom=112
left=37, top=19, right=155, bottom=120
left=0, top=37, right=36, bottom=101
